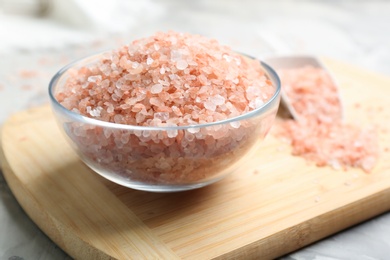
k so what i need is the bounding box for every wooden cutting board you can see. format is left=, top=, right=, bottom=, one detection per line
left=1, top=58, right=390, bottom=259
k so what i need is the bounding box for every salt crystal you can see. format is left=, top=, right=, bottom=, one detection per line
left=160, top=67, right=166, bottom=74
left=151, top=84, right=163, bottom=94
left=103, top=128, right=112, bottom=138
left=185, top=131, right=195, bottom=141
left=246, top=86, right=260, bottom=96
left=169, top=73, right=178, bottom=80
left=188, top=60, right=198, bottom=66
left=89, top=107, right=102, bottom=117
left=198, top=74, right=208, bottom=85
left=115, top=78, right=125, bottom=89
left=114, top=89, right=123, bottom=98
left=130, top=65, right=143, bottom=75
left=136, top=112, right=146, bottom=123
left=170, top=36, right=177, bottom=45
left=172, top=106, right=183, bottom=116
left=150, top=97, right=163, bottom=107
left=135, top=92, right=146, bottom=102
left=107, top=104, right=114, bottom=113
left=81, top=82, right=89, bottom=89
left=131, top=103, right=145, bottom=112
left=148, top=119, right=160, bottom=128
left=146, top=57, right=154, bottom=65
left=113, top=114, right=123, bottom=123
left=87, top=75, right=102, bottom=83
left=154, top=112, right=169, bottom=121
left=211, top=95, right=225, bottom=106
left=204, top=100, right=216, bottom=111
left=234, top=57, right=241, bottom=66
left=250, top=98, right=264, bottom=109
left=255, top=98, right=264, bottom=108
left=121, top=133, right=130, bottom=144
left=124, top=73, right=139, bottom=81
left=170, top=50, right=182, bottom=61
left=329, top=159, right=342, bottom=170
left=167, top=129, right=178, bottom=138
left=100, top=64, right=111, bottom=76
left=101, top=79, right=110, bottom=88
left=187, top=127, right=200, bottom=134
left=230, top=121, right=241, bottom=128
left=158, top=79, right=170, bottom=86
left=102, top=52, right=112, bottom=61
left=223, top=54, right=232, bottom=63
left=74, top=127, right=86, bottom=137
left=111, top=94, right=120, bottom=101
left=201, top=67, right=212, bottom=74
left=142, top=130, right=151, bottom=137
left=133, top=130, right=142, bottom=137
left=176, top=60, right=188, bottom=70
left=157, top=161, right=171, bottom=170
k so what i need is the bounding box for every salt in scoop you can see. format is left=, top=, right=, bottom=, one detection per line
left=264, top=56, right=343, bottom=121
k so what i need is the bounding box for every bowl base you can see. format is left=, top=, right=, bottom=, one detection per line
left=86, top=163, right=228, bottom=192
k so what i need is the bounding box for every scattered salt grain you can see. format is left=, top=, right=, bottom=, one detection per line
left=19, top=69, right=39, bottom=78
left=275, top=66, right=379, bottom=173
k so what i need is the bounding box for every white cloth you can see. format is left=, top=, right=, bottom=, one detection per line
left=0, top=0, right=163, bottom=53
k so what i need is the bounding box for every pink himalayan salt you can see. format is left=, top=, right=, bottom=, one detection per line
left=57, top=31, right=274, bottom=127
left=275, top=66, right=379, bottom=172
left=56, top=31, right=277, bottom=184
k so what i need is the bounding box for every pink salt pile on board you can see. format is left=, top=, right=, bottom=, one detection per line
left=276, top=66, right=379, bottom=172
left=19, top=69, right=39, bottom=78
left=56, top=31, right=276, bottom=184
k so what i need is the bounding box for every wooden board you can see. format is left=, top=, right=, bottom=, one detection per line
left=1, top=58, right=390, bottom=259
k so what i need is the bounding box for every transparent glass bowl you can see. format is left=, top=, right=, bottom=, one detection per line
left=49, top=52, right=281, bottom=192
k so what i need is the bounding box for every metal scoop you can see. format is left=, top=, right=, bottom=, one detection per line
left=264, top=56, right=343, bottom=121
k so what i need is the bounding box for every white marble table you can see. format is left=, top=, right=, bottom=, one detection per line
left=1, top=1, right=390, bottom=259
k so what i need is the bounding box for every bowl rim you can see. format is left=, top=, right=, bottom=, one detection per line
left=48, top=51, right=281, bottom=131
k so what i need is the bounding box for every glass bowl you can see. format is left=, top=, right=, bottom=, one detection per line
left=49, top=52, right=281, bottom=192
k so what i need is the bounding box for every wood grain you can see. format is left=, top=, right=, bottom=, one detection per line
left=1, top=58, right=390, bottom=259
